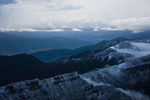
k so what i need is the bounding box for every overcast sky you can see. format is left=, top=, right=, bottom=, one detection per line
left=0, top=0, right=150, bottom=33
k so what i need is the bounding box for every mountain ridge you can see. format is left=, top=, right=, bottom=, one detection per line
left=0, top=56, right=150, bottom=100
left=0, top=37, right=150, bottom=92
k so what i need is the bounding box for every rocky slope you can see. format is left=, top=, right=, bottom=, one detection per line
left=0, top=56, right=150, bottom=100
left=0, top=38, right=150, bottom=100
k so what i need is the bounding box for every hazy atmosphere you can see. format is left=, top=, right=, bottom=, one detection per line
left=0, top=0, right=150, bottom=100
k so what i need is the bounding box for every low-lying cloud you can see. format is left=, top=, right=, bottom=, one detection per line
left=99, top=17, right=150, bottom=33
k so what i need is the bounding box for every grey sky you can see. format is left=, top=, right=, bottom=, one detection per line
left=0, top=0, right=15, bottom=4
left=0, top=0, right=150, bottom=33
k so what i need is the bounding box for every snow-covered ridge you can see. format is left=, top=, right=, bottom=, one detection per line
left=60, top=38, right=150, bottom=66
left=118, top=88, right=150, bottom=100
left=0, top=60, right=149, bottom=100
left=110, top=41, right=150, bottom=58
left=0, top=38, right=150, bottom=100
left=131, top=42, right=150, bottom=51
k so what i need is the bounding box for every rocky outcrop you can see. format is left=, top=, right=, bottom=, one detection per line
left=0, top=38, right=150, bottom=100
left=0, top=71, right=133, bottom=100
left=0, top=57, right=150, bottom=100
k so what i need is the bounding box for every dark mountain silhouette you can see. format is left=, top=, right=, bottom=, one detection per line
left=0, top=54, right=43, bottom=85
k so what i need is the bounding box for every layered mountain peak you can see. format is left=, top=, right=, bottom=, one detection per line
left=110, top=41, right=150, bottom=58
left=0, top=37, right=150, bottom=100
left=59, top=38, right=150, bottom=65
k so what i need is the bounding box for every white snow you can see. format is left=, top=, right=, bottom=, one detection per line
left=118, top=88, right=150, bottom=100
left=131, top=42, right=150, bottom=51
left=81, top=76, right=110, bottom=86
left=111, top=42, right=150, bottom=58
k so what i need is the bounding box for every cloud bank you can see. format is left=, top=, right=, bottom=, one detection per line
left=0, top=0, right=150, bottom=33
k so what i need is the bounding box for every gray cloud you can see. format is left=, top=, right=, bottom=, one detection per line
left=0, top=0, right=150, bottom=33
left=110, top=17, right=150, bottom=33
left=96, top=17, right=150, bottom=33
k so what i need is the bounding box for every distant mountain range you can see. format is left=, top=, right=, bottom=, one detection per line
left=8, top=30, right=150, bottom=43
left=31, top=42, right=104, bottom=62
left=0, top=32, right=90, bottom=55
left=0, top=37, right=150, bottom=85
left=0, top=37, right=150, bottom=100
left=1, top=30, right=150, bottom=56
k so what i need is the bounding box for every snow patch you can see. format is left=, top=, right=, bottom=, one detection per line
left=118, top=88, right=150, bottom=100
left=81, top=76, right=110, bottom=86
left=131, top=42, right=150, bottom=51
left=111, top=42, right=150, bottom=58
